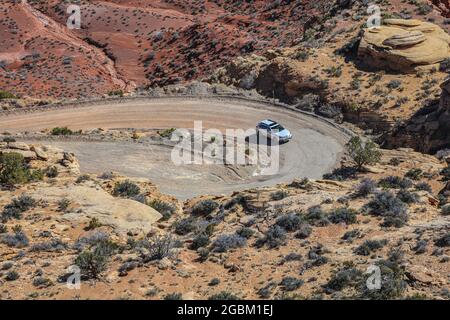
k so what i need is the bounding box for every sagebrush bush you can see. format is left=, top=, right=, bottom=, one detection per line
left=236, top=227, right=255, bottom=239
left=405, top=168, right=423, bottom=180
left=328, top=207, right=358, bottom=225
left=148, top=199, right=177, bottom=220
left=295, top=223, right=312, bottom=239
left=191, top=199, right=218, bottom=216
left=212, top=234, right=247, bottom=253
left=378, top=176, right=413, bottom=189
left=1, top=228, right=29, bottom=248
left=174, top=217, right=198, bottom=235
left=396, top=190, right=420, bottom=204
left=270, top=190, right=289, bottom=201
left=5, top=270, right=19, bottom=281
left=113, top=180, right=140, bottom=198
left=139, top=234, right=176, bottom=262
left=30, top=238, right=67, bottom=252
left=208, top=291, right=240, bottom=300
left=355, top=178, right=376, bottom=197
left=279, top=277, right=304, bottom=291
left=275, top=213, right=303, bottom=232
left=354, top=239, right=388, bottom=256
left=44, top=166, right=58, bottom=178
left=366, top=191, right=408, bottom=228
left=435, top=233, right=450, bottom=247
left=2, top=194, right=36, bottom=221
left=323, top=266, right=362, bottom=293
left=415, top=182, right=432, bottom=193
left=0, top=90, right=16, bottom=99
left=257, top=225, right=287, bottom=248
left=190, top=233, right=210, bottom=250
left=75, top=249, right=109, bottom=279
left=442, top=204, right=450, bottom=216
left=305, top=206, right=330, bottom=226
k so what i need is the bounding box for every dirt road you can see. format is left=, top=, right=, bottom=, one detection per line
left=0, top=97, right=349, bottom=199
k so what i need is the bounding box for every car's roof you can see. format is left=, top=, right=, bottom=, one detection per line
left=259, top=119, right=277, bottom=126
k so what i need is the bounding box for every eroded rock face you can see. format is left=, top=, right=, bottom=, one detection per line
left=384, top=80, right=450, bottom=153
left=358, top=19, right=450, bottom=72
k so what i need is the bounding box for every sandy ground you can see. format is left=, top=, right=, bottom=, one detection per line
left=0, top=98, right=349, bottom=198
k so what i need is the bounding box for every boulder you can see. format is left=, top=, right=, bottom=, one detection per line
left=28, top=185, right=162, bottom=233
left=31, top=146, right=49, bottom=160
left=7, top=142, right=30, bottom=151
left=358, top=19, right=450, bottom=72
left=0, top=149, right=37, bottom=160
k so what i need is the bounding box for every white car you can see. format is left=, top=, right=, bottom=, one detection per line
left=256, top=119, right=293, bottom=143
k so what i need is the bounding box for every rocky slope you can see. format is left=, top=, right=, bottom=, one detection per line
left=1, top=142, right=449, bottom=299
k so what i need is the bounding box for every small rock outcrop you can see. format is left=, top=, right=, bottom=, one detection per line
left=358, top=19, right=450, bottom=72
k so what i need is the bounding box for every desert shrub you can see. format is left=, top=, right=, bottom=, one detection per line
left=1, top=228, right=29, bottom=248
left=435, top=233, right=450, bottom=247
left=30, top=238, right=67, bottom=252
left=44, top=166, right=58, bottom=178
left=307, top=244, right=330, bottom=267
left=84, top=218, right=102, bottom=231
left=139, top=235, right=176, bottom=262
left=355, top=178, right=376, bottom=197
left=441, top=165, right=450, bottom=181
left=354, top=239, right=388, bottom=256
left=57, top=198, right=70, bottom=212
left=208, top=291, right=240, bottom=300
left=279, top=277, right=304, bottom=291
left=1, top=262, right=13, bottom=270
left=270, top=190, right=289, bottom=201
left=118, top=261, right=138, bottom=276
left=323, top=166, right=358, bottom=181
left=328, top=207, right=358, bottom=225
left=76, top=174, right=90, bottom=183
left=342, top=229, right=361, bottom=241
left=236, top=227, right=255, bottom=239
left=323, top=266, right=363, bottom=293
left=412, top=239, right=428, bottom=254
left=358, top=250, right=407, bottom=300
left=208, top=278, right=220, bottom=286
left=148, top=199, right=176, bottom=221
left=164, top=293, right=182, bottom=300
left=366, top=191, right=409, bottom=228
left=5, top=270, right=19, bottom=281
left=305, top=206, right=330, bottom=226
left=32, top=277, right=53, bottom=288
left=387, top=79, right=402, bottom=89
left=0, top=224, right=6, bottom=234
left=51, top=127, right=73, bottom=136
left=415, top=182, right=432, bottom=193
left=346, top=136, right=381, bottom=170
left=257, top=225, right=287, bottom=248
left=295, top=223, right=312, bottom=239
left=396, top=190, right=420, bottom=204
left=113, top=180, right=140, bottom=198
left=2, top=194, right=36, bottom=221
left=0, top=153, right=33, bottom=185
left=191, top=199, right=218, bottom=216
left=405, top=168, right=423, bottom=181
left=174, top=217, right=203, bottom=236
left=75, top=248, right=109, bottom=279
left=212, top=234, right=247, bottom=252
left=190, top=233, right=210, bottom=250
left=378, top=176, right=413, bottom=189
left=157, top=128, right=175, bottom=138
left=2, top=137, right=16, bottom=143
left=73, top=231, right=110, bottom=251
left=197, top=247, right=209, bottom=262
left=275, top=213, right=303, bottom=232
left=107, top=90, right=124, bottom=97
left=0, top=90, right=16, bottom=99
left=441, top=204, right=450, bottom=216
